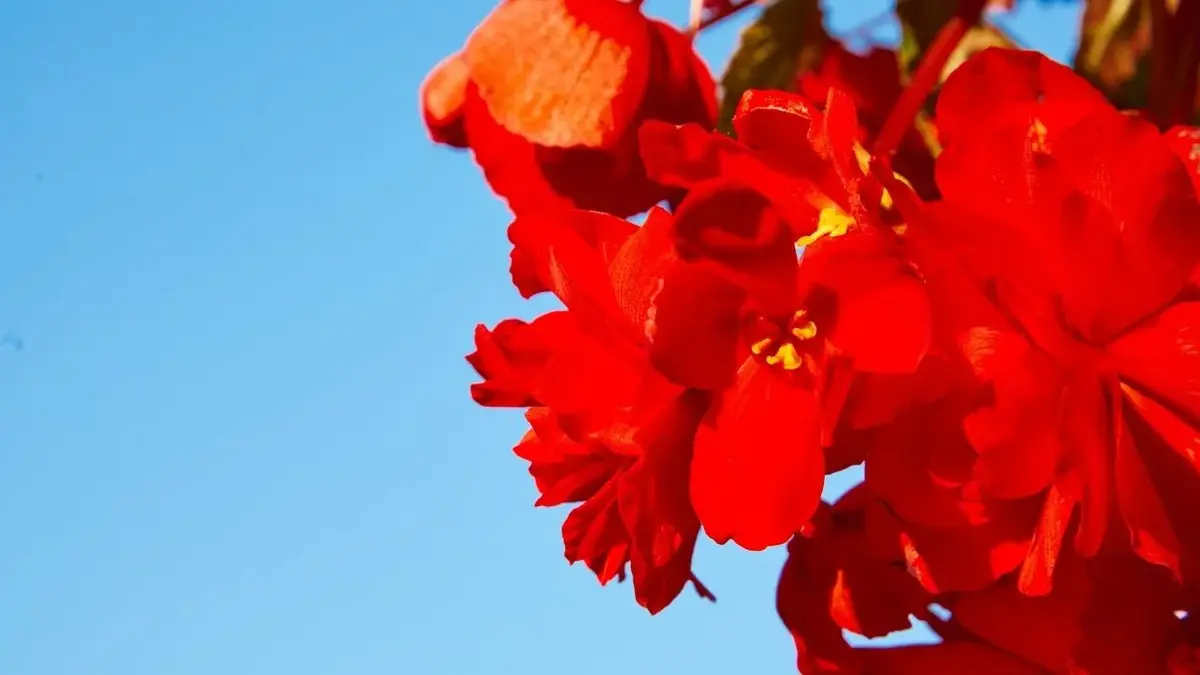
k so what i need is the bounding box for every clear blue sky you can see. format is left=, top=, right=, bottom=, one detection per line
left=0, top=2, right=1079, bottom=673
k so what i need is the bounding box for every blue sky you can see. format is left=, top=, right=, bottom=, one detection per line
left=0, top=1, right=1080, bottom=673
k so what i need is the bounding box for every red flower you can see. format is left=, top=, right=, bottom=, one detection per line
left=472, top=206, right=714, bottom=612
left=421, top=0, right=716, bottom=216
left=637, top=89, right=931, bottom=550
left=927, top=48, right=1200, bottom=588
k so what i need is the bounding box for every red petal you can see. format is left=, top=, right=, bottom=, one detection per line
left=869, top=498, right=1038, bottom=594
left=936, top=48, right=1111, bottom=148
left=1114, top=389, right=1183, bottom=577
left=616, top=391, right=711, bottom=614
left=420, top=53, right=471, bottom=148
left=802, top=234, right=931, bottom=374
left=647, top=261, right=745, bottom=390
left=950, top=560, right=1089, bottom=672
left=1111, top=301, right=1200, bottom=425
left=466, top=312, right=578, bottom=407
left=671, top=180, right=800, bottom=313
left=516, top=408, right=633, bottom=506
left=507, top=209, right=635, bottom=335
left=462, top=88, right=577, bottom=214
left=642, top=19, right=718, bottom=129
left=637, top=120, right=747, bottom=189
left=732, top=90, right=825, bottom=172
left=691, top=360, right=824, bottom=550
left=561, top=478, right=631, bottom=584
left=1050, top=112, right=1200, bottom=340
left=464, top=0, right=652, bottom=149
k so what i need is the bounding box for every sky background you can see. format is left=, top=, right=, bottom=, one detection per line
left=0, top=1, right=1081, bottom=673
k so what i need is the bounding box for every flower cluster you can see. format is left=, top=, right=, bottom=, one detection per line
left=424, top=0, right=1200, bottom=671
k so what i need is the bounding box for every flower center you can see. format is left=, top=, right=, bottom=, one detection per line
left=747, top=310, right=820, bottom=372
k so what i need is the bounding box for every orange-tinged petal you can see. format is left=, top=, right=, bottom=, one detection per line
left=464, top=0, right=652, bottom=149
left=420, top=53, right=471, bottom=148
left=691, top=360, right=824, bottom=550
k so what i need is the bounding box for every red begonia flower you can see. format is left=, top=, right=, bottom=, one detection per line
left=930, top=48, right=1200, bottom=587
left=424, top=0, right=716, bottom=216
left=477, top=205, right=715, bottom=613
left=639, top=90, right=930, bottom=550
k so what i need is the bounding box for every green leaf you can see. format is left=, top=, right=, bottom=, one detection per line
left=717, top=0, right=825, bottom=134
left=1073, top=0, right=1152, bottom=111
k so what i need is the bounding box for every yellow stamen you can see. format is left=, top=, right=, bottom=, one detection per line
left=765, top=343, right=803, bottom=371
left=797, top=206, right=854, bottom=247
left=791, top=320, right=818, bottom=340
left=749, top=337, right=774, bottom=355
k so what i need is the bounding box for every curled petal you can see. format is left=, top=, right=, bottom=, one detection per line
left=466, top=312, right=578, bottom=407
left=420, top=53, right=471, bottom=147
left=517, top=407, right=632, bottom=507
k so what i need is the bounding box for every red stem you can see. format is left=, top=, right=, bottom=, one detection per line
left=871, top=0, right=988, bottom=158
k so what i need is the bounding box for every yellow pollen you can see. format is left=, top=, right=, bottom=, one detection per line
left=797, top=206, right=854, bottom=247
left=749, top=337, right=774, bottom=355
left=765, top=343, right=804, bottom=370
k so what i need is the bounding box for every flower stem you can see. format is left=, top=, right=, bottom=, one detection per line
left=871, top=0, right=987, bottom=159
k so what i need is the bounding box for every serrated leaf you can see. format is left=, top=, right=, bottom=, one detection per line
left=717, top=0, right=825, bottom=134
left=940, top=24, right=1017, bottom=82
left=1073, top=0, right=1153, bottom=111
